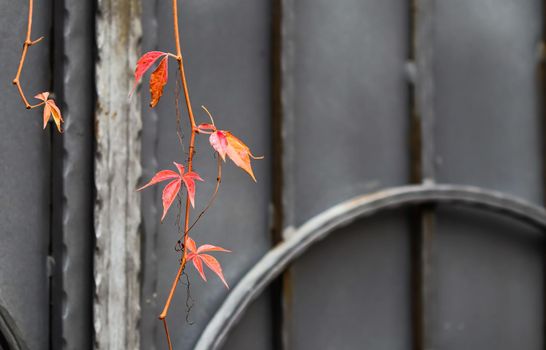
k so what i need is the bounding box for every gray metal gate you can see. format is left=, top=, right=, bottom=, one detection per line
left=0, top=0, right=544, bottom=349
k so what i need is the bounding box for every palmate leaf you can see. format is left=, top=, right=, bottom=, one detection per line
left=186, top=237, right=230, bottom=289
left=137, top=162, right=203, bottom=221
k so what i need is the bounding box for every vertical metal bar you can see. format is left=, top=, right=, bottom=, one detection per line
left=270, top=0, right=285, bottom=348
left=50, top=0, right=95, bottom=348
left=269, top=0, right=297, bottom=348
left=410, top=0, right=437, bottom=349
left=414, top=0, right=436, bottom=185
left=280, top=0, right=297, bottom=235
left=535, top=1, right=546, bottom=348
left=139, top=0, right=161, bottom=348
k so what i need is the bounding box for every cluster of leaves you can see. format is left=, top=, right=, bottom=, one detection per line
left=133, top=51, right=261, bottom=288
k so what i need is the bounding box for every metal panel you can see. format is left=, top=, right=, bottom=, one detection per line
left=436, top=207, right=544, bottom=349
left=0, top=0, right=52, bottom=349
left=289, top=213, right=412, bottom=350
left=434, top=0, right=543, bottom=203
left=221, top=291, right=274, bottom=350
left=139, top=0, right=273, bottom=349
left=290, top=0, right=410, bottom=227
left=196, top=184, right=546, bottom=349
left=287, top=0, right=410, bottom=348
left=433, top=0, right=545, bottom=348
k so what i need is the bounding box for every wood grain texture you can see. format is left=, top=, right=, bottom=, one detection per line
left=94, top=0, right=142, bottom=348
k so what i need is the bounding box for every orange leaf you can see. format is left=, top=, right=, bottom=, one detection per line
left=47, top=100, right=63, bottom=133
left=224, top=132, right=262, bottom=182
left=130, top=51, right=167, bottom=96
left=35, top=92, right=64, bottom=133
left=149, top=56, right=168, bottom=108
left=42, top=103, right=51, bottom=129
left=34, top=92, right=49, bottom=101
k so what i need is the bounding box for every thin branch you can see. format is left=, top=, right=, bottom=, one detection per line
left=186, top=155, right=222, bottom=236
left=161, top=319, right=173, bottom=350
left=158, top=0, right=199, bottom=339
left=12, top=0, right=45, bottom=109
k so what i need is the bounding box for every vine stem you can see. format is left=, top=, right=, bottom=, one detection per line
left=158, top=0, right=198, bottom=346
left=12, top=0, right=45, bottom=109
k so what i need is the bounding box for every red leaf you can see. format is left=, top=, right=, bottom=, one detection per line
left=200, top=254, right=229, bottom=289
left=209, top=131, right=228, bottom=161
left=187, top=237, right=197, bottom=253
left=149, top=56, right=168, bottom=108
left=197, top=123, right=216, bottom=133
left=136, top=170, right=179, bottom=191
left=130, top=51, right=167, bottom=96
left=187, top=238, right=230, bottom=289
left=173, top=162, right=204, bottom=208
left=161, top=179, right=181, bottom=221
left=197, top=244, right=231, bottom=254
left=137, top=163, right=203, bottom=220
left=192, top=256, right=207, bottom=282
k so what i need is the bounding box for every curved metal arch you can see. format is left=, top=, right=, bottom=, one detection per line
left=0, top=301, right=28, bottom=350
left=195, top=184, right=546, bottom=350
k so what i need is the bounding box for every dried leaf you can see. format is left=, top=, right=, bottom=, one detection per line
left=47, top=100, right=63, bottom=133
left=34, top=92, right=49, bottom=101
left=35, top=92, right=63, bottom=133
left=149, top=56, right=168, bottom=108
left=130, top=51, right=167, bottom=96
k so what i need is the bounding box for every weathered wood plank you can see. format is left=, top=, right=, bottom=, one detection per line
left=94, top=0, right=142, bottom=348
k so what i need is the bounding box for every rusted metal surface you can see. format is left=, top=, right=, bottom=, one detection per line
left=94, top=0, right=142, bottom=348
left=195, top=184, right=546, bottom=349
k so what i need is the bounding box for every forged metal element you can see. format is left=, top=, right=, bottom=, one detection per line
left=414, top=0, right=436, bottom=183
left=195, top=184, right=546, bottom=350
left=412, top=1, right=437, bottom=347
left=139, top=0, right=161, bottom=348
left=50, top=0, right=95, bottom=347
left=94, top=0, right=142, bottom=349
left=0, top=303, right=28, bottom=350
left=280, top=0, right=297, bottom=234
